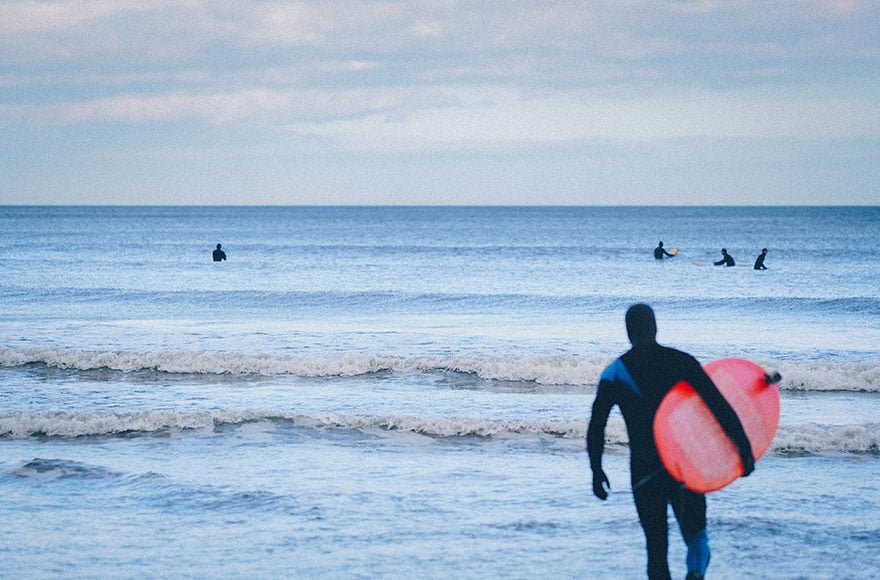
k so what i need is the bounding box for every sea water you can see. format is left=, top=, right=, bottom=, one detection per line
left=0, top=206, right=877, bottom=579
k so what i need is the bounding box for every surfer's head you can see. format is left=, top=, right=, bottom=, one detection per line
left=626, top=303, right=657, bottom=345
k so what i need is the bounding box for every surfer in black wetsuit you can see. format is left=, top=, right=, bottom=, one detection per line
left=754, top=248, right=768, bottom=270
left=654, top=241, right=674, bottom=259
left=213, top=243, right=226, bottom=262
left=587, top=304, right=754, bottom=580
left=713, top=248, right=735, bottom=267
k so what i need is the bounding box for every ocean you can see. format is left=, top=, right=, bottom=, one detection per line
left=1, top=205, right=878, bottom=579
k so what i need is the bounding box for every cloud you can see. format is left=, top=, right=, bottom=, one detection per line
left=1, top=0, right=878, bottom=206
left=0, top=89, right=292, bottom=125
left=288, top=85, right=880, bottom=152
left=3, top=76, right=878, bottom=155
left=0, top=0, right=127, bottom=34
left=0, top=84, right=459, bottom=126
left=239, top=2, right=328, bottom=46
left=2, top=1, right=877, bottom=86
left=0, top=0, right=197, bottom=35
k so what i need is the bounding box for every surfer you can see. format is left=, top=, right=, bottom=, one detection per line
left=754, top=248, right=768, bottom=270
left=587, top=304, right=754, bottom=580
left=713, top=248, right=735, bottom=267
left=654, top=241, right=675, bottom=259
left=212, top=243, right=226, bottom=262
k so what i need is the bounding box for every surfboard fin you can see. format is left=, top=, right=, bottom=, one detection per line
left=764, top=372, right=782, bottom=385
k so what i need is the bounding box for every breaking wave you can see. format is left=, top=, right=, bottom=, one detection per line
left=1, top=347, right=878, bottom=392
left=1, top=410, right=877, bottom=455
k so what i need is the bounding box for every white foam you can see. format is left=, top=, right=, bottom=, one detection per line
left=0, top=410, right=586, bottom=439
left=1, top=347, right=878, bottom=392
left=2, top=410, right=877, bottom=454
left=0, top=346, right=608, bottom=385
left=770, top=359, right=880, bottom=393
left=773, top=423, right=880, bottom=454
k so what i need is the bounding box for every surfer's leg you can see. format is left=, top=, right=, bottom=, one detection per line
left=672, top=487, right=710, bottom=579
left=633, top=475, right=672, bottom=580
left=683, top=529, right=709, bottom=580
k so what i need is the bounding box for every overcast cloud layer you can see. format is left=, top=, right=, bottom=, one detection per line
left=1, top=0, right=878, bottom=205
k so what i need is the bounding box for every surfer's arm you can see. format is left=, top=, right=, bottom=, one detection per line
left=587, top=381, right=615, bottom=497
left=689, top=365, right=756, bottom=475
left=587, top=381, right=615, bottom=468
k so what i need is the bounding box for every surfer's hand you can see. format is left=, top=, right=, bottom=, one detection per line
left=592, top=470, right=610, bottom=500
left=741, top=452, right=755, bottom=477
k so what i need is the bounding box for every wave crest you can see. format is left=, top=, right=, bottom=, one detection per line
left=1, top=347, right=878, bottom=392
left=0, top=346, right=606, bottom=385
left=1, top=410, right=877, bottom=454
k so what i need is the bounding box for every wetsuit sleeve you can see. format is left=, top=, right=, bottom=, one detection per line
left=687, top=360, right=754, bottom=463
left=587, top=379, right=616, bottom=473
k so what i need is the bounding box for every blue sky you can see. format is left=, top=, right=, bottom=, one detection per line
left=1, top=0, right=878, bottom=205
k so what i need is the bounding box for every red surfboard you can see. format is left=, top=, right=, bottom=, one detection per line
left=654, top=358, right=780, bottom=493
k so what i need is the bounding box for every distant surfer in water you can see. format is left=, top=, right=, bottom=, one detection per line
left=587, top=304, right=754, bottom=580
left=754, top=248, right=768, bottom=270
left=654, top=241, right=675, bottom=259
left=212, top=243, right=227, bottom=262
left=713, top=248, right=735, bottom=267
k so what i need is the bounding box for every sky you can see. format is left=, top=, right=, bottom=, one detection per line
left=1, top=0, right=878, bottom=206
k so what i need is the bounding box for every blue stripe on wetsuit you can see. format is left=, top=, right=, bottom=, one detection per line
left=600, top=358, right=640, bottom=397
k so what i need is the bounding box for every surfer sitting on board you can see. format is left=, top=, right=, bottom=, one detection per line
left=754, top=248, right=768, bottom=270
left=587, top=304, right=754, bottom=580
left=713, top=248, right=735, bottom=267
left=212, top=243, right=227, bottom=262
left=654, top=241, right=675, bottom=259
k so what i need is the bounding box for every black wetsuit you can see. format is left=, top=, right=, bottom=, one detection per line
left=754, top=253, right=767, bottom=270
left=213, top=248, right=226, bottom=262
left=587, top=342, right=753, bottom=580
left=714, top=254, right=735, bottom=267
left=654, top=246, right=672, bottom=259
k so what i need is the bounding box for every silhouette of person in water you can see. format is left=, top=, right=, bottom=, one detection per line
left=212, top=243, right=227, bottom=262
left=754, top=248, right=768, bottom=270
left=654, top=241, right=674, bottom=259
left=587, top=304, right=754, bottom=580
left=713, top=248, right=735, bottom=267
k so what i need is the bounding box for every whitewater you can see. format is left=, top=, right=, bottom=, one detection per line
left=1, top=205, right=878, bottom=579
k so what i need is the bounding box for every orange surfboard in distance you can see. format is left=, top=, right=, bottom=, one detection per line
left=654, top=358, right=780, bottom=493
